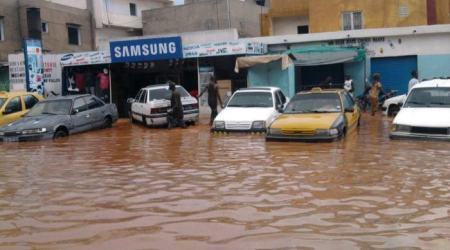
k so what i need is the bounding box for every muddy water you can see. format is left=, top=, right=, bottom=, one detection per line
left=0, top=114, right=449, bottom=249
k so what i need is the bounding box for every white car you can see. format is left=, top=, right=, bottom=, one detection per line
left=212, top=87, right=288, bottom=132
left=130, top=84, right=199, bottom=126
left=390, top=79, right=450, bottom=140
left=382, top=94, right=406, bottom=116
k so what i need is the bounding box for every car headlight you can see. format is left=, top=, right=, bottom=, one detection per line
left=268, top=128, right=281, bottom=135
left=315, top=129, right=339, bottom=136
left=21, top=128, right=47, bottom=135
left=214, top=121, right=225, bottom=129
left=252, top=121, right=266, bottom=129
left=392, top=124, right=411, bottom=132
left=331, top=114, right=345, bottom=129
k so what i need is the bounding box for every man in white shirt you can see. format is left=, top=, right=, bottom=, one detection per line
left=344, top=75, right=353, bottom=94
left=408, top=70, right=419, bottom=93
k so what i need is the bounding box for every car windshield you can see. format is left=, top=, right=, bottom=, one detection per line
left=227, top=92, right=273, bottom=108
left=26, top=100, right=72, bottom=116
left=405, top=87, right=450, bottom=108
left=0, top=98, right=6, bottom=109
left=149, top=86, right=190, bottom=101
left=285, top=93, right=342, bottom=113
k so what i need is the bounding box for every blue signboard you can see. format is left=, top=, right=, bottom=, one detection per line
left=110, top=36, right=183, bottom=63
left=23, top=39, right=44, bottom=95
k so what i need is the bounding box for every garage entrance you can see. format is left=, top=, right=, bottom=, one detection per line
left=370, top=56, right=417, bottom=94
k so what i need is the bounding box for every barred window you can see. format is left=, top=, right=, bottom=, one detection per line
left=342, top=11, right=363, bottom=31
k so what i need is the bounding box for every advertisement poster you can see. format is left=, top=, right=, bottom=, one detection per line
left=60, top=51, right=111, bottom=66
left=184, top=42, right=267, bottom=58
left=8, top=53, right=62, bottom=96
left=23, top=39, right=44, bottom=95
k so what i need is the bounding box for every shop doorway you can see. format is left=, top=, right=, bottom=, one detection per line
left=371, top=55, right=417, bottom=94
left=295, top=63, right=345, bottom=92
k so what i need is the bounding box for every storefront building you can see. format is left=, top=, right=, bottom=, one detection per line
left=241, top=24, right=450, bottom=98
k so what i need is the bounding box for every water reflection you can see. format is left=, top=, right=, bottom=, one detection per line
left=0, top=114, right=449, bottom=249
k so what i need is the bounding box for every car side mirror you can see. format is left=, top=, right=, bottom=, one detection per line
left=127, top=98, right=135, bottom=103
left=71, top=109, right=78, bottom=115
left=276, top=104, right=284, bottom=113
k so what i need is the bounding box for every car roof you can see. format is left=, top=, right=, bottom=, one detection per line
left=236, top=87, right=280, bottom=93
left=44, top=94, right=91, bottom=101
left=412, top=79, right=450, bottom=89
left=0, top=91, right=37, bottom=98
left=296, top=88, right=345, bottom=95
left=142, top=84, right=184, bottom=90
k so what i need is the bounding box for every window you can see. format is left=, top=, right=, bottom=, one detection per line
left=42, top=22, right=48, bottom=33
left=0, top=17, right=4, bottom=41
left=149, top=87, right=189, bottom=101
left=24, top=95, right=39, bottom=109
left=84, top=96, right=104, bottom=110
left=130, top=3, right=137, bottom=16
left=343, top=93, right=355, bottom=111
left=274, top=92, right=282, bottom=107
left=139, top=90, right=147, bottom=103
left=4, top=97, right=22, bottom=114
left=342, top=11, right=363, bottom=30
left=278, top=91, right=287, bottom=104
left=67, top=24, right=81, bottom=45
left=73, top=98, right=88, bottom=113
left=297, top=25, right=309, bottom=34
left=227, top=92, right=274, bottom=108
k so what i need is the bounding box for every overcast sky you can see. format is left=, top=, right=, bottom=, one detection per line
left=173, top=0, right=184, bottom=5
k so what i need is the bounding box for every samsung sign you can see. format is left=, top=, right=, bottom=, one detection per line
left=110, top=36, right=183, bottom=63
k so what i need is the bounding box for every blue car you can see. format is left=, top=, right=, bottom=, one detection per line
left=0, top=95, right=118, bottom=142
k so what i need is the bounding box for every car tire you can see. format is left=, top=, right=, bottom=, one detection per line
left=387, top=104, right=400, bottom=117
left=129, top=110, right=136, bottom=124
left=103, top=116, right=113, bottom=129
left=142, top=116, right=148, bottom=127
left=53, top=129, right=68, bottom=140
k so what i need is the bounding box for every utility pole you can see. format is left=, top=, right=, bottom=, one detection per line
left=226, top=0, right=231, bottom=28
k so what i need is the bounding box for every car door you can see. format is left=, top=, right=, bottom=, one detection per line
left=1, top=96, right=24, bottom=125
left=84, top=96, right=105, bottom=128
left=342, top=92, right=359, bottom=130
left=71, top=97, right=91, bottom=133
left=132, top=90, right=143, bottom=121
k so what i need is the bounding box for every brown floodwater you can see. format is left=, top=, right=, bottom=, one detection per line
left=0, top=114, right=449, bottom=250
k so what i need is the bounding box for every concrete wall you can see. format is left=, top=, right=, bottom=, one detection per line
left=273, top=16, right=309, bottom=36
left=143, top=0, right=265, bottom=37
left=19, top=0, right=94, bottom=53
left=263, top=0, right=450, bottom=36
left=418, top=54, right=450, bottom=80
left=248, top=61, right=296, bottom=98
left=0, top=0, right=22, bottom=63
left=44, top=0, right=87, bottom=9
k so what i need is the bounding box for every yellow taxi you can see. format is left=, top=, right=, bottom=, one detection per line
left=0, top=91, right=43, bottom=127
left=266, top=88, right=360, bottom=141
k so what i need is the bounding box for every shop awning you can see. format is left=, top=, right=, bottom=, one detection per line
left=234, top=54, right=292, bottom=73
left=286, top=46, right=366, bottom=66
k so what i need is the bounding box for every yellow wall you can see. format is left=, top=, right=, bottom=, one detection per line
left=262, top=0, right=450, bottom=36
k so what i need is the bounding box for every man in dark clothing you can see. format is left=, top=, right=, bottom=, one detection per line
left=199, top=76, right=223, bottom=126
left=167, top=82, right=186, bottom=129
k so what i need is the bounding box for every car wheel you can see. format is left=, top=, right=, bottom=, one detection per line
left=129, top=110, right=136, bottom=123
left=53, top=129, right=68, bottom=139
left=142, top=116, right=148, bottom=127
left=388, top=104, right=400, bottom=117
left=103, top=116, right=113, bottom=129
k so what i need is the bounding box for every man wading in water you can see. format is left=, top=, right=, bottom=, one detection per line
left=167, top=82, right=187, bottom=129
left=199, top=76, right=223, bottom=126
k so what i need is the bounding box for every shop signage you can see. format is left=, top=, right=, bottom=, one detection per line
left=60, top=51, right=111, bottom=66
left=8, top=53, right=62, bottom=96
left=23, top=39, right=44, bottom=95
left=110, top=36, right=183, bottom=63
left=183, top=41, right=267, bottom=58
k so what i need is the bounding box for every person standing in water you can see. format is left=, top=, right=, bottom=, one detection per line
left=369, top=73, right=383, bottom=116
left=199, top=76, right=223, bottom=126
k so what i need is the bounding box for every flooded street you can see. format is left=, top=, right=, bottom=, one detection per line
left=0, top=114, right=449, bottom=250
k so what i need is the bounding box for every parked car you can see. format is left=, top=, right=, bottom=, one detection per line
left=212, top=87, right=288, bottom=132
left=266, top=88, right=361, bottom=141
left=390, top=79, right=450, bottom=140
left=129, top=84, right=199, bottom=127
left=0, top=95, right=118, bottom=142
left=0, top=91, right=43, bottom=127
left=382, top=94, right=406, bottom=117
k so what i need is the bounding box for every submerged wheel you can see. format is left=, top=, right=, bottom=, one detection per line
left=53, top=129, right=68, bottom=139
left=103, top=116, right=113, bottom=128
left=387, top=104, right=400, bottom=117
